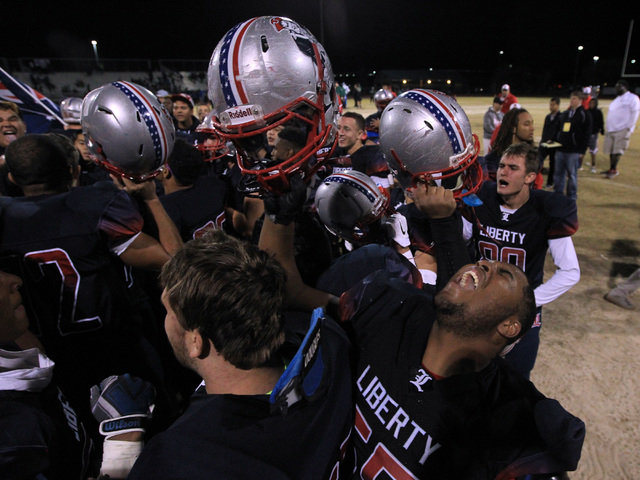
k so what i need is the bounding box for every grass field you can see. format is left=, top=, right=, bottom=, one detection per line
left=345, top=95, right=640, bottom=479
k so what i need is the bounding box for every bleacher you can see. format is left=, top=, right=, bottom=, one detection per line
left=0, top=57, right=210, bottom=103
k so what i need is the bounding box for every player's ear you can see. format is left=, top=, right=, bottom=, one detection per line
left=7, top=172, right=16, bottom=185
left=497, top=316, right=521, bottom=341
left=189, top=330, right=209, bottom=359
left=359, top=130, right=367, bottom=142
left=524, top=171, right=537, bottom=186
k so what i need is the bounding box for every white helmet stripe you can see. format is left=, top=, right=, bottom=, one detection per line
left=218, top=18, right=257, bottom=107
left=113, top=81, right=169, bottom=163
left=403, top=89, right=467, bottom=155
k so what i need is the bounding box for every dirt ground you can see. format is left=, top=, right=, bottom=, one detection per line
left=345, top=93, right=640, bottom=479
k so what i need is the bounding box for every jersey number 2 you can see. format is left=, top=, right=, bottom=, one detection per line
left=25, top=248, right=102, bottom=336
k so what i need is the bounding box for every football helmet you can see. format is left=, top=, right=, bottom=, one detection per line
left=81, top=81, right=175, bottom=181
left=373, top=89, right=394, bottom=111
left=379, top=89, right=482, bottom=200
left=315, top=170, right=389, bottom=243
left=194, top=110, right=229, bottom=161
left=207, top=16, right=338, bottom=194
left=60, top=97, right=83, bottom=124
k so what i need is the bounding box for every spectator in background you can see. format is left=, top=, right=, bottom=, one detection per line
left=554, top=91, right=591, bottom=199
left=352, top=82, right=363, bottom=108
left=602, top=79, right=640, bottom=179
left=0, top=101, right=28, bottom=196
left=482, top=107, right=535, bottom=182
left=341, top=82, right=350, bottom=108
left=482, top=96, right=504, bottom=155
left=196, top=102, right=212, bottom=122
left=171, top=93, right=200, bottom=145
left=586, top=97, right=605, bottom=174
left=539, top=97, right=562, bottom=188
left=0, top=101, right=27, bottom=156
left=156, top=89, right=173, bottom=112
left=499, top=84, right=519, bottom=114
left=605, top=266, right=640, bottom=310
left=581, top=86, right=592, bottom=110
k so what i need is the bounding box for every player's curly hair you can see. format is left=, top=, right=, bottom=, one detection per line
left=492, top=108, right=532, bottom=158
left=160, top=230, right=287, bottom=370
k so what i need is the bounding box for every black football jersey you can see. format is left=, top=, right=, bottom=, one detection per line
left=159, top=175, right=228, bottom=242
left=0, top=381, right=95, bottom=479
left=0, top=183, right=154, bottom=419
left=128, top=315, right=354, bottom=480
left=340, top=271, right=583, bottom=479
left=469, top=181, right=578, bottom=289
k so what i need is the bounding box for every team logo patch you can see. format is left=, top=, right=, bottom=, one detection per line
left=410, top=367, right=433, bottom=392
left=270, top=17, right=308, bottom=37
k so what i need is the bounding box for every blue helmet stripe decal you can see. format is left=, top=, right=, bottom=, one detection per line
left=112, top=81, right=167, bottom=162
left=402, top=90, right=466, bottom=155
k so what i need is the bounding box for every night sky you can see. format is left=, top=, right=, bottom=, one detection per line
left=6, top=1, right=638, bottom=86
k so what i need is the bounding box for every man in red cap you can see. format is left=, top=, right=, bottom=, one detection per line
left=499, top=84, right=519, bottom=114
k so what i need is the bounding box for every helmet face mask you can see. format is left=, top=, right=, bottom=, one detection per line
left=379, top=89, right=482, bottom=200
left=315, top=170, right=390, bottom=243
left=81, top=81, right=175, bottom=182
left=207, top=16, right=338, bottom=194
left=195, top=110, right=229, bottom=161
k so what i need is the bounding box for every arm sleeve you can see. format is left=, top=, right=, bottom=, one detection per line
left=533, top=236, right=580, bottom=307
left=98, top=190, right=144, bottom=251
left=630, top=95, right=640, bottom=133
left=430, top=214, right=472, bottom=292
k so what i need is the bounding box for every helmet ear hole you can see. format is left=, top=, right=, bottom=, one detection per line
left=261, top=35, right=269, bottom=52
left=424, top=120, right=434, bottom=130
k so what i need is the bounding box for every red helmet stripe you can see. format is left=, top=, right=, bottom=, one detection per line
left=231, top=18, right=258, bottom=105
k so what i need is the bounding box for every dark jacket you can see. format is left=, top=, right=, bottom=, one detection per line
left=555, top=106, right=592, bottom=154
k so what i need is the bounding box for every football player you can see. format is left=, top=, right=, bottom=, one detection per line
left=259, top=95, right=585, bottom=478
left=463, top=141, right=580, bottom=378
left=0, top=82, right=182, bottom=431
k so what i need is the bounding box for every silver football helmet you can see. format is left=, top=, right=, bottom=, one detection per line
left=315, top=170, right=389, bottom=242
left=379, top=89, right=482, bottom=200
left=373, top=89, right=394, bottom=111
left=81, top=81, right=175, bottom=181
left=60, top=97, right=83, bottom=124
left=207, top=16, right=338, bottom=194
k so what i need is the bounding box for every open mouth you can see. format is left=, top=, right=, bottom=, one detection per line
left=498, top=179, right=509, bottom=187
left=458, top=269, right=479, bottom=290
left=2, top=128, right=17, bottom=138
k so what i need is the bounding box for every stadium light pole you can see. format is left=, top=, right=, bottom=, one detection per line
left=573, top=45, right=583, bottom=88
left=91, top=40, right=100, bottom=67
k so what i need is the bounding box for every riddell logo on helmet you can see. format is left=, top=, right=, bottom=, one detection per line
left=223, top=105, right=259, bottom=126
